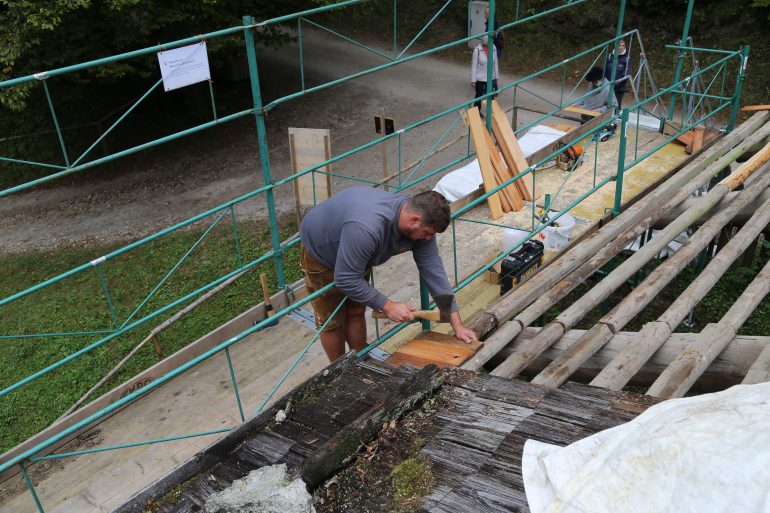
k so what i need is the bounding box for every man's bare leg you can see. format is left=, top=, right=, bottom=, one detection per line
left=320, top=326, right=346, bottom=362
left=344, top=303, right=367, bottom=352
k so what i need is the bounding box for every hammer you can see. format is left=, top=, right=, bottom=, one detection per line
left=371, top=294, right=453, bottom=323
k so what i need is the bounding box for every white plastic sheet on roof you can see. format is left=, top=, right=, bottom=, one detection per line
left=433, top=124, right=567, bottom=202
left=522, top=382, right=770, bottom=513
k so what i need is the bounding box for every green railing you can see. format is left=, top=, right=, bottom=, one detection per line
left=0, top=0, right=747, bottom=510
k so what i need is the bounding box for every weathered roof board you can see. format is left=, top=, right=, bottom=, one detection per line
left=419, top=374, right=657, bottom=513
left=121, top=357, right=421, bottom=513
left=115, top=355, right=656, bottom=513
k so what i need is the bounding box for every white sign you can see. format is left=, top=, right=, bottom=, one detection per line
left=157, top=42, right=211, bottom=92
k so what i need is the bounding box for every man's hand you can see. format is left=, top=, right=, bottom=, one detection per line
left=381, top=299, right=416, bottom=323
left=450, top=311, right=478, bottom=344
left=471, top=81, right=476, bottom=89
left=454, top=325, right=478, bottom=344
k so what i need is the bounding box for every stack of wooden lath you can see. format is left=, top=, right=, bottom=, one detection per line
left=467, top=100, right=534, bottom=219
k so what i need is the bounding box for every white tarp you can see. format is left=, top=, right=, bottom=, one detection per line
left=433, top=124, right=566, bottom=201
left=522, top=382, right=770, bottom=513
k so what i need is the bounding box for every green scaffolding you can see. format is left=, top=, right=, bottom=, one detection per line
left=0, top=0, right=750, bottom=510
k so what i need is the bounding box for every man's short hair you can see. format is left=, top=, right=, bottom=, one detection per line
left=407, top=191, right=451, bottom=233
left=586, top=67, right=603, bottom=82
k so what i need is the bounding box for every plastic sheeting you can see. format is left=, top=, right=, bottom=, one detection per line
left=522, top=383, right=770, bottom=513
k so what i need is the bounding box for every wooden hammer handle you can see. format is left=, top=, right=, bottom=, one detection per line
left=371, top=310, right=441, bottom=321
left=260, top=273, right=272, bottom=308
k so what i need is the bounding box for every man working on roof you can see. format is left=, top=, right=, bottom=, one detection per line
left=300, top=187, right=478, bottom=362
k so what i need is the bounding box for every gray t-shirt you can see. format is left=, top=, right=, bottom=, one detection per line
left=300, top=187, right=456, bottom=312
left=579, top=78, right=618, bottom=112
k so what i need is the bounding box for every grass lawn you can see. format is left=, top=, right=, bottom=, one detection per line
left=0, top=219, right=301, bottom=453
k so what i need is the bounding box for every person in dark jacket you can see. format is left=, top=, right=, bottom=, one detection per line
left=484, top=7, right=504, bottom=57
left=300, top=187, right=478, bottom=362
left=604, top=38, right=631, bottom=108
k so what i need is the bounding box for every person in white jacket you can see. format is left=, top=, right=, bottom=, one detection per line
left=471, top=39, right=498, bottom=111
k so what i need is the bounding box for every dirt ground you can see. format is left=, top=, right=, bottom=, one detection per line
left=0, top=28, right=575, bottom=255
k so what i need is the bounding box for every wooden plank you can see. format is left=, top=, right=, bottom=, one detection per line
left=466, top=108, right=504, bottom=219
left=719, top=140, right=770, bottom=191
left=289, top=127, right=333, bottom=226
left=545, top=123, right=575, bottom=133
left=741, top=104, right=770, bottom=112
left=388, top=331, right=480, bottom=369
left=416, top=330, right=483, bottom=350
left=562, top=105, right=601, bottom=117
left=675, top=131, right=694, bottom=147
left=395, top=339, right=475, bottom=364
left=386, top=351, right=449, bottom=369
left=691, top=127, right=705, bottom=154
left=300, top=365, right=442, bottom=487
left=489, top=100, right=534, bottom=201
left=742, top=343, right=770, bottom=384
left=482, top=128, right=522, bottom=211
left=490, top=328, right=770, bottom=391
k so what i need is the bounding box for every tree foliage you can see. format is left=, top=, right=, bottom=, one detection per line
left=0, top=0, right=314, bottom=110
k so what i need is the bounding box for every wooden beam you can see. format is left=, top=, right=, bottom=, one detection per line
left=741, top=105, right=770, bottom=112
left=593, top=189, right=770, bottom=390
left=492, top=140, right=770, bottom=381
left=466, top=108, right=504, bottom=219
left=483, top=128, right=523, bottom=211
left=489, top=100, right=534, bottom=201
left=488, top=328, right=769, bottom=392
left=463, top=114, right=770, bottom=367
left=691, top=127, right=705, bottom=154
left=300, top=364, right=442, bottom=488
left=742, top=343, right=770, bottom=384
left=562, top=105, right=601, bottom=117
left=719, top=139, right=770, bottom=191
left=649, top=256, right=770, bottom=398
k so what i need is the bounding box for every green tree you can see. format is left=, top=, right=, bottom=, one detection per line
left=0, top=0, right=311, bottom=110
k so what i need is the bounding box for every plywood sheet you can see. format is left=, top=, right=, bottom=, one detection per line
left=289, top=127, right=333, bottom=223
left=387, top=331, right=481, bottom=368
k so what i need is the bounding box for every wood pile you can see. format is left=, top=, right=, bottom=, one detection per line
left=674, top=126, right=719, bottom=154
left=466, top=101, right=534, bottom=219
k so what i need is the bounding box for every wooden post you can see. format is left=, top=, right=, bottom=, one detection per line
left=379, top=109, right=389, bottom=191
